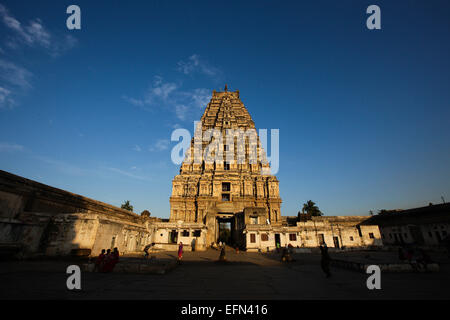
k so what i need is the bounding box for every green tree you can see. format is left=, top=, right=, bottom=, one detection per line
left=121, top=200, right=133, bottom=212
left=302, top=200, right=322, bottom=216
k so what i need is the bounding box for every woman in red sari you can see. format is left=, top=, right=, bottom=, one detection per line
left=177, top=242, right=183, bottom=264
left=94, top=249, right=106, bottom=272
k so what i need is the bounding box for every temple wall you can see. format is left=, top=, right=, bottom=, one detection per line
left=0, top=170, right=152, bottom=257
left=380, top=223, right=450, bottom=246
left=245, top=216, right=383, bottom=251
left=245, top=230, right=302, bottom=252
left=152, top=222, right=207, bottom=251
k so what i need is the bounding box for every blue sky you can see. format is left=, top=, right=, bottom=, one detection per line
left=0, top=0, right=449, bottom=218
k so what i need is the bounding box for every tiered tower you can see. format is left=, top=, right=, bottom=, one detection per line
left=169, top=86, right=281, bottom=246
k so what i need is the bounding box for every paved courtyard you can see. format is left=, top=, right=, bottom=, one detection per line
left=1, top=248, right=449, bottom=300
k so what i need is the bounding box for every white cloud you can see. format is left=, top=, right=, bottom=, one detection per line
left=177, top=54, right=199, bottom=75
left=0, top=59, right=32, bottom=89
left=50, top=34, right=78, bottom=57
left=0, top=4, right=77, bottom=56
left=0, top=86, right=15, bottom=109
left=177, top=54, right=220, bottom=77
left=182, top=88, right=211, bottom=109
left=149, top=139, right=170, bottom=152
left=0, top=4, right=50, bottom=48
left=0, top=142, right=24, bottom=152
left=133, top=145, right=142, bottom=152
left=122, top=95, right=145, bottom=107
left=35, top=155, right=88, bottom=176
left=155, top=139, right=170, bottom=151
left=0, top=4, right=77, bottom=110
left=0, top=59, right=32, bottom=109
left=25, top=18, right=51, bottom=48
left=107, top=167, right=151, bottom=181
left=175, top=104, right=189, bottom=121
left=123, top=77, right=179, bottom=111
left=123, top=76, right=211, bottom=121
left=35, top=155, right=148, bottom=181
left=144, top=76, right=178, bottom=104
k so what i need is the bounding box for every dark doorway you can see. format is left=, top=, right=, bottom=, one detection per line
left=333, top=236, right=340, bottom=248
left=217, top=215, right=235, bottom=246
left=38, top=221, right=56, bottom=253
left=169, top=230, right=178, bottom=244
left=318, top=234, right=325, bottom=245
left=218, top=221, right=231, bottom=244
left=275, top=234, right=281, bottom=247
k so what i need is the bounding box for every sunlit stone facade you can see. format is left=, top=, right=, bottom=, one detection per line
left=169, top=86, right=282, bottom=246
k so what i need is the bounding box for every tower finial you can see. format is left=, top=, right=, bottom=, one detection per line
left=224, top=84, right=228, bottom=92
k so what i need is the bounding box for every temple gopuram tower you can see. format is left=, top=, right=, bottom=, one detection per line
left=169, top=85, right=281, bottom=247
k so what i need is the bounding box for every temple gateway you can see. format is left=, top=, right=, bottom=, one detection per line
left=0, top=86, right=382, bottom=257
left=169, top=86, right=281, bottom=248
left=152, top=86, right=381, bottom=251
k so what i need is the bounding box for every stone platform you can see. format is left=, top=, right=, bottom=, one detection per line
left=82, top=257, right=177, bottom=275
left=330, top=258, right=439, bottom=273
left=327, top=250, right=441, bottom=273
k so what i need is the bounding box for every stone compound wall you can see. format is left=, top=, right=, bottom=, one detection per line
left=0, top=170, right=152, bottom=257
left=380, top=223, right=450, bottom=246
left=245, top=216, right=383, bottom=251
left=364, top=204, right=450, bottom=246
left=0, top=169, right=386, bottom=257
left=152, top=221, right=208, bottom=251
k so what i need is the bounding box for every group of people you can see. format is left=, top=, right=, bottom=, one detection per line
left=177, top=241, right=228, bottom=263
left=94, top=248, right=120, bottom=273
left=398, top=246, right=432, bottom=270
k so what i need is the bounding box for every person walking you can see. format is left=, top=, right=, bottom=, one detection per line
left=144, top=243, right=154, bottom=259
left=177, top=242, right=183, bottom=264
left=219, top=245, right=226, bottom=261
left=320, top=244, right=332, bottom=278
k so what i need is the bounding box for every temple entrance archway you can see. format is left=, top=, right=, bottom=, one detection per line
left=216, top=214, right=236, bottom=246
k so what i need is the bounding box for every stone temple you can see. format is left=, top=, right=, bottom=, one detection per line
left=0, top=86, right=384, bottom=258
left=169, top=85, right=282, bottom=248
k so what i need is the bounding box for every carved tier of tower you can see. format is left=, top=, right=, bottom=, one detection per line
left=169, top=86, right=282, bottom=236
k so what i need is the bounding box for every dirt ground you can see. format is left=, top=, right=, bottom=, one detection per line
left=1, top=247, right=449, bottom=300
